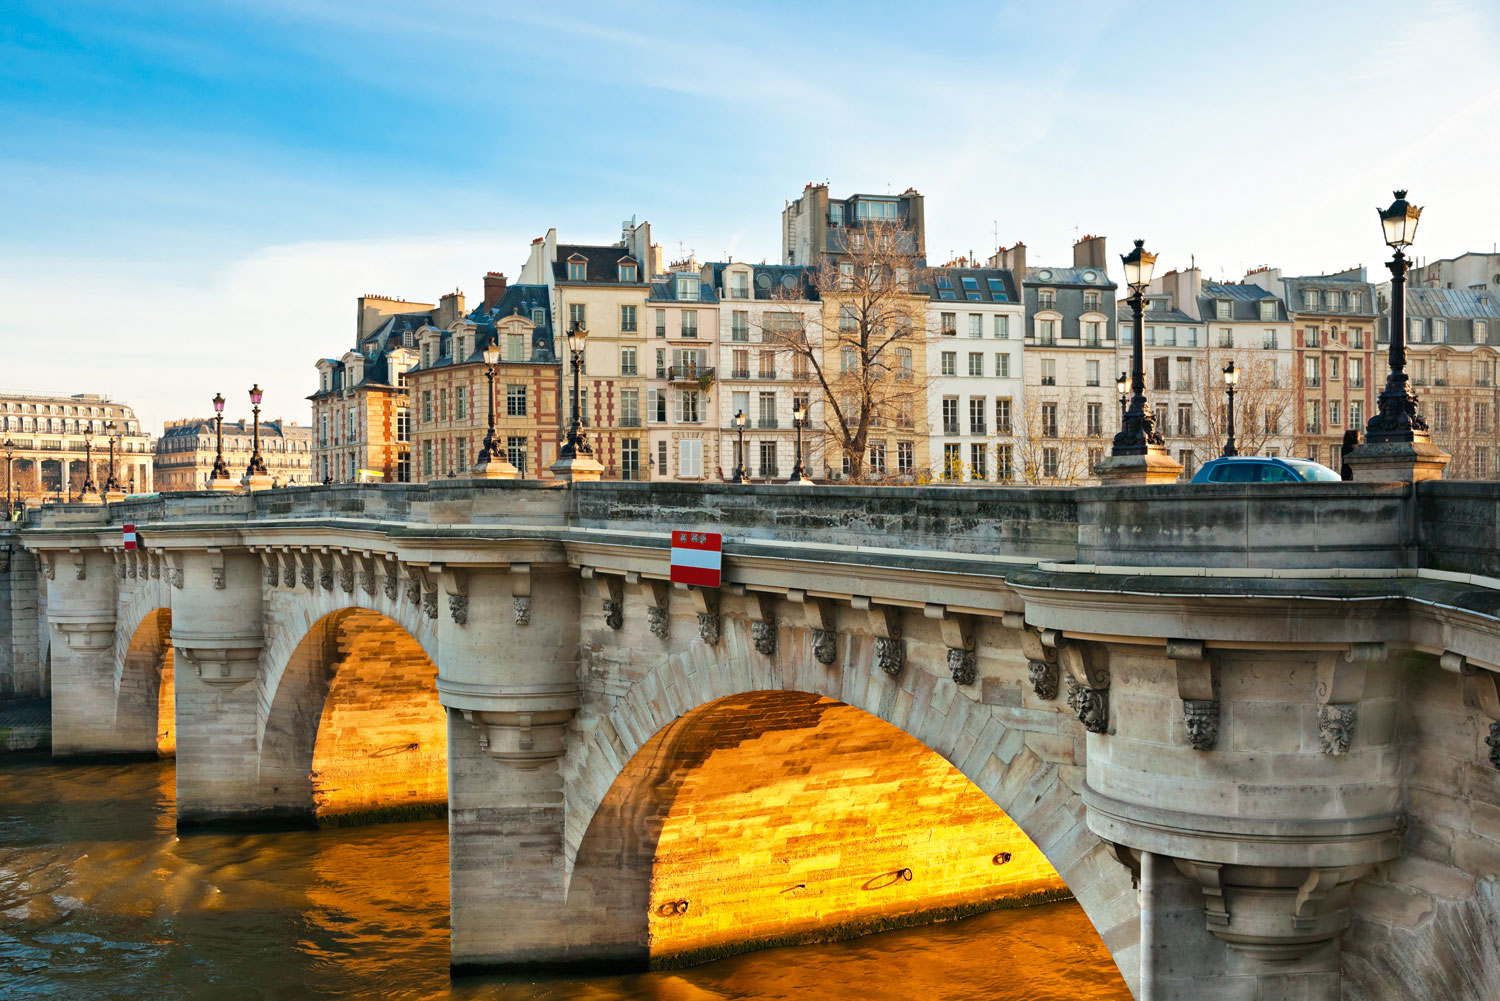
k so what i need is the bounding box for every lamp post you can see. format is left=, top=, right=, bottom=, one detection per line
left=732, top=410, right=747, bottom=483
left=246, top=384, right=269, bottom=478
left=559, top=321, right=592, bottom=459
left=209, top=393, right=232, bottom=481
left=1364, top=190, right=1428, bottom=444
left=81, top=433, right=97, bottom=497
left=1116, top=371, right=1129, bottom=427
left=3, top=438, right=13, bottom=519
left=1221, top=361, right=1240, bottom=457
left=789, top=401, right=812, bottom=485
left=103, top=420, right=121, bottom=493
left=478, top=343, right=501, bottom=463
left=1109, top=239, right=1168, bottom=458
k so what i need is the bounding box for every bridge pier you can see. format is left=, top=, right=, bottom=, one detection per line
left=44, top=548, right=139, bottom=756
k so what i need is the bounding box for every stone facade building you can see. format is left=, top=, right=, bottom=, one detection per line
left=781, top=183, right=926, bottom=268
left=404, top=280, right=560, bottom=481
left=154, top=418, right=315, bottom=491
left=0, top=392, right=152, bottom=505
left=310, top=293, right=427, bottom=484
left=642, top=261, right=720, bottom=482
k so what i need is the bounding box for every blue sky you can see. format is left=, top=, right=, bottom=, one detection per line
left=3, top=0, right=1498, bottom=433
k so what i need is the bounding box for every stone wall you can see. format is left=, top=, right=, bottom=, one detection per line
left=1419, top=481, right=1500, bottom=578
left=0, top=530, right=43, bottom=698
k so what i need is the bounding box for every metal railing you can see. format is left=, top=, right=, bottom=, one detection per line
left=758, top=418, right=779, bottom=429
left=666, top=366, right=715, bottom=383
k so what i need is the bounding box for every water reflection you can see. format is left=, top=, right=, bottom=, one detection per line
left=0, top=759, right=1129, bottom=1001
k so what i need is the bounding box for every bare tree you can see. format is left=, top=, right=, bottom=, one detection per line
left=1010, top=396, right=1101, bottom=485
left=1427, top=380, right=1499, bottom=479
left=1179, top=349, right=1297, bottom=460
left=760, top=221, right=932, bottom=481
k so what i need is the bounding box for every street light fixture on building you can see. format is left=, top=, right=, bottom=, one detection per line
left=559, top=321, right=592, bottom=460
left=246, top=384, right=269, bottom=478
left=789, top=400, right=813, bottom=485
left=732, top=410, right=747, bottom=483
left=1364, top=190, right=1429, bottom=444
left=209, top=392, right=231, bottom=482
left=1110, top=240, right=1169, bottom=458
left=1221, top=361, right=1240, bottom=457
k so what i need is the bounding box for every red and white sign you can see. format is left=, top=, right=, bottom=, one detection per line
left=669, top=531, right=722, bottom=588
left=122, top=524, right=137, bottom=551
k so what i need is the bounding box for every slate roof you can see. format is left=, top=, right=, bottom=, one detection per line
left=648, top=274, right=720, bottom=304
left=1281, top=275, right=1378, bottom=318
left=1118, top=300, right=1200, bottom=325
left=1406, top=287, right=1500, bottom=320
left=923, top=266, right=1018, bottom=304
left=411, top=283, right=559, bottom=372
left=1198, top=283, right=1289, bottom=323
left=162, top=418, right=310, bottom=440
left=554, top=244, right=648, bottom=286
left=704, top=263, right=820, bottom=301
left=1023, top=265, right=1116, bottom=289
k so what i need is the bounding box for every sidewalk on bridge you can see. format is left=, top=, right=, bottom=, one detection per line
left=0, top=698, right=50, bottom=752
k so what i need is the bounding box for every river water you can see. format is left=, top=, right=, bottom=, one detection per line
left=0, top=758, right=1130, bottom=1000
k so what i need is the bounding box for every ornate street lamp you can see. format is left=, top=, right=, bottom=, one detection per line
left=103, top=420, right=121, bottom=492
left=81, top=432, right=98, bottom=497
left=1110, top=239, right=1169, bottom=457
left=1116, top=371, right=1129, bottom=426
left=789, top=400, right=813, bottom=485
left=732, top=410, right=747, bottom=483
left=209, top=392, right=231, bottom=481
left=1364, top=189, right=1428, bottom=444
left=1221, top=361, right=1240, bottom=457
left=246, top=384, right=269, bottom=477
left=477, top=342, right=502, bottom=465
left=3, top=438, right=14, bottom=519
left=559, top=322, right=592, bottom=459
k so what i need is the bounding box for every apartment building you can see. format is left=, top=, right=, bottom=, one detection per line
left=704, top=262, right=823, bottom=482
left=924, top=264, right=1025, bottom=482
left=781, top=183, right=926, bottom=268
left=310, top=292, right=429, bottom=483
left=1385, top=286, right=1500, bottom=479
left=404, top=280, right=559, bottom=481
left=0, top=392, right=153, bottom=502
left=1000, top=236, right=1118, bottom=484
left=155, top=418, right=313, bottom=491
left=1410, top=250, right=1500, bottom=292
left=519, top=221, right=658, bottom=479
left=643, top=259, right=720, bottom=481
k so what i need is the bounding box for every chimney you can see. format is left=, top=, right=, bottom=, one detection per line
left=1073, top=234, right=1106, bottom=270
left=436, top=290, right=466, bottom=329
left=483, top=272, right=507, bottom=311
left=994, top=241, right=1027, bottom=279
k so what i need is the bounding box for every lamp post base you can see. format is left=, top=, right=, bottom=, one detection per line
left=548, top=454, right=604, bottom=483
left=1342, top=440, right=1450, bottom=483
left=1094, top=450, right=1184, bottom=486
left=241, top=473, right=274, bottom=492
left=210, top=477, right=240, bottom=492
left=469, top=455, right=522, bottom=480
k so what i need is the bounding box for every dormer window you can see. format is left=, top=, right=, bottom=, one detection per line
left=1038, top=290, right=1055, bottom=310
left=618, top=262, right=637, bottom=283
left=567, top=257, right=587, bottom=281
left=829, top=203, right=844, bottom=226
left=731, top=271, right=749, bottom=299
left=1216, top=300, right=1231, bottom=320
left=531, top=308, right=544, bottom=326
left=1349, top=292, right=1362, bottom=311
left=1304, top=289, right=1318, bottom=310
left=1259, top=300, right=1276, bottom=321
left=1083, top=291, right=1101, bottom=312
left=677, top=275, right=700, bottom=302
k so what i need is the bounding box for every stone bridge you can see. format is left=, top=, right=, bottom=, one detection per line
left=5, top=479, right=1500, bottom=1000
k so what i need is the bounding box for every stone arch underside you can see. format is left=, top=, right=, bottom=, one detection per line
left=117, top=606, right=174, bottom=756
left=259, top=607, right=446, bottom=825
left=559, top=614, right=1137, bottom=982
left=565, top=689, right=1075, bottom=970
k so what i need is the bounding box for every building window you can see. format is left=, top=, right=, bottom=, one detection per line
left=1040, top=358, right=1056, bottom=386
left=758, top=441, right=779, bottom=478
left=1216, top=300, right=1231, bottom=320
left=680, top=311, right=699, bottom=338
left=868, top=440, right=887, bottom=475
left=969, top=398, right=986, bottom=435
left=422, top=440, right=433, bottom=477
left=895, top=348, right=912, bottom=381
left=940, top=312, right=956, bottom=336
left=531, top=307, right=544, bottom=326
left=620, top=304, right=638, bottom=333
left=758, top=392, right=777, bottom=428
left=1153, top=356, right=1170, bottom=391
left=1176, top=403, right=1193, bottom=436
left=731, top=311, right=749, bottom=341
left=995, top=398, right=1013, bottom=435
left=396, top=408, right=410, bottom=442
left=1259, top=301, right=1276, bottom=321
left=937, top=351, right=956, bottom=377
left=994, top=314, right=1010, bottom=339
left=455, top=386, right=468, bottom=421
left=968, top=353, right=983, bottom=377
left=620, top=438, right=640, bottom=480
left=1218, top=328, right=1234, bottom=348
left=1038, top=290, right=1055, bottom=310
left=620, top=388, right=639, bottom=426
left=968, top=314, right=983, bottom=338
left=897, top=441, right=914, bottom=475
left=678, top=391, right=702, bottom=423
left=942, top=397, right=960, bottom=435
left=507, top=332, right=525, bottom=361
left=396, top=452, right=410, bottom=483
left=996, top=444, right=1013, bottom=481
left=568, top=259, right=587, bottom=281
left=618, top=262, right=637, bottom=283
left=995, top=352, right=1011, bottom=378
left=1086, top=360, right=1100, bottom=387
left=676, top=275, right=700, bottom=301
left=649, top=389, right=666, bottom=424
left=568, top=303, right=586, bottom=329
left=655, top=309, right=667, bottom=338
left=679, top=439, right=703, bottom=477
left=507, top=385, right=527, bottom=417
left=1409, top=318, right=1423, bottom=342
left=1477, top=447, right=1490, bottom=479
left=1476, top=321, right=1489, bottom=344
left=657, top=440, right=668, bottom=476
left=1038, top=320, right=1056, bottom=345
left=942, top=443, right=962, bottom=481
left=1041, top=403, right=1058, bottom=438
left=1087, top=402, right=1103, bottom=437
left=1433, top=319, right=1447, bottom=343
left=620, top=345, right=638, bottom=377
left=1042, top=447, right=1059, bottom=479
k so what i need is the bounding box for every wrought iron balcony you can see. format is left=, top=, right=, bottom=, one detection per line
left=667, top=366, right=714, bottom=383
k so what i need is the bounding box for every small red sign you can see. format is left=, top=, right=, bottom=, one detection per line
left=122, top=524, right=137, bottom=551
left=669, top=531, right=722, bottom=589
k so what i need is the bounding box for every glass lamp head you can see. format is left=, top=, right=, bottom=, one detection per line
left=212, top=392, right=225, bottom=413
left=793, top=402, right=807, bottom=422
left=734, top=409, right=746, bottom=429
left=249, top=384, right=263, bottom=405
left=1116, top=372, right=1128, bottom=395
left=482, top=343, right=500, bottom=365
left=1223, top=360, right=1239, bottom=386
left=1120, top=238, right=1157, bottom=291
left=1379, top=190, right=1421, bottom=249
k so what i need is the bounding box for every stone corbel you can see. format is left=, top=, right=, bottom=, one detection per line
left=297, top=548, right=313, bottom=590
left=1057, top=635, right=1109, bottom=735
left=440, top=565, right=467, bottom=626
left=173, top=642, right=262, bottom=690
left=1173, top=860, right=1373, bottom=960
left=747, top=591, right=778, bottom=656
left=40, top=552, right=55, bottom=581
left=315, top=549, right=334, bottom=591
left=1466, top=669, right=1500, bottom=771
left=110, top=550, right=125, bottom=579
left=853, top=596, right=903, bottom=678
left=1174, top=859, right=1231, bottom=928
left=53, top=614, right=117, bottom=651
left=150, top=552, right=161, bottom=580
left=356, top=551, right=376, bottom=596
left=168, top=553, right=184, bottom=589
left=1170, top=639, right=1220, bottom=751
left=628, top=572, right=671, bottom=639
left=408, top=564, right=438, bottom=620
left=1315, top=643, right=1384, bottom=755
left=280, top=549, right=297, bottom=589
left=687, top=585, right=721, bottom=644
left=1018, top=625, right=1059, bottom=701
left=458, top=702, right=579, bottom=769
left=380, top=554, right=400, bottom=601
left=403, top=564, right=422, bottom=606
left=256, top=549, right=277, bottom=588
left=510, top=563, right=532, bottom=625
left=926, top=603, right=976, bottom=686
left=206, top=548, right=225, bottom=590
left=583, top=568, right=624, bottom=630
left=69, top=548, right=87, bottom=581
left=790, top=589, right=837, bottom=665
left=334, top=549, right=355, bottom=595
left=1107, top=842, right=1142, bottom=889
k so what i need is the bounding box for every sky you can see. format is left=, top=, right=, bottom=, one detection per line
left=2, top=0, right=1498, bottom=435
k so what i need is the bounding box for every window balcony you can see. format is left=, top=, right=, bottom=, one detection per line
left=756, top=370, right=778, bottom=380
left=969, top=423, right=986, bottom=435
left=757, top=465, right=780, bottom=478
left=618, top=417, right=641, bottom=428
left=667, top=366, right=715, bottom=383
left=1306, top=377, right=1321, bottom=388
left=942, top=423, right=960, bottom=436
left=757, top=417, right=779, bottom=429
left=730, top=368, right=750, bottom=379
left=1305, top=422, right=1322, bottom=434
left=1041, top=376, right=1056, bottom=386
left=1175, top=380, right=1193, bottom=392
left=997, top=422, right=1013, bottom=436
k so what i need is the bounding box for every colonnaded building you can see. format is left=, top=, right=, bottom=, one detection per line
left=0, top=391, right=153, bottom=505
left=153, top=418, right=315, bottom=491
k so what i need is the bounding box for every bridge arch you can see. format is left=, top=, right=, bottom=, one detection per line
left=115, top=606, right=174, bottom=756
left=559, top=616, right=1135, bottom=975
left=258, top=606, right=446, bottom=825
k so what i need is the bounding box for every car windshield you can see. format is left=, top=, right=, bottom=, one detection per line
left=1285, top=460, right=1342, bottom=482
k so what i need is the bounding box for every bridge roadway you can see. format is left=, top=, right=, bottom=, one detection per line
left=4, top=478, right=1500, bottom=999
